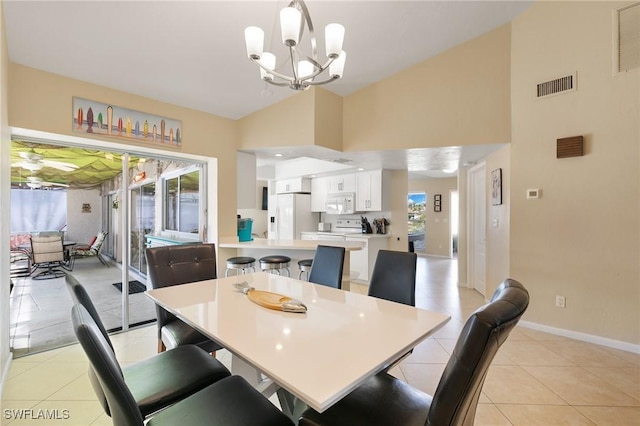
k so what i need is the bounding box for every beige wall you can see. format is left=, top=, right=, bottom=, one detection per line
left=8, top=64, right=239, bottom=243
left=343, top=24, right=512, bottom=152
left=511, top=2, right=639, bottom=344
left=386, top=170, right=409, bottom=252
left=1, top=0, right=12, bottom=389
left=485, top=145, right=511, bottom=297
left=238, top=89, right=315, bottom=149
left=313, top=88, right=343, bottom=152
left=239, top=87, right=343, bottom=152
left=409, top=177, right=457, bottom=257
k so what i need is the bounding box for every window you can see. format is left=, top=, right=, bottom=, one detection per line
left=164, top=168, right=200, bottom=234
left=11, top=189, right=67, bottom=233
left=408, top=192, right=426, bottom=251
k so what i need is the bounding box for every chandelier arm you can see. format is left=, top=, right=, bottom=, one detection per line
left=263, top=79, right=290, bottom=87
left=306, top=75, right=340, bottom=86
left=289, top=45, right=299, bottom=81
left=250, top=57, right=294, bottom=83
left=301, top=56, right=336, bottom=78
left=297, top=1, right=318, bottom=62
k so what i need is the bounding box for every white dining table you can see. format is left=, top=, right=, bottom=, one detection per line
left=145, top=272, right=450, bottom=418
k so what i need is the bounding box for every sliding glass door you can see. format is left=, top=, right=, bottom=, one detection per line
left=130, top=182, right=156, bottom=276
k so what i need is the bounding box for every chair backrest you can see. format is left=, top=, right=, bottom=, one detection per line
left=308, top=245, right=346, bottom=289
left=91, top=231, right=107, bottom=252
left=65, top=274, right=113, bottom=415
left=145, top=244, right=217, bottom=329
left=65, top=274, right=113, bottom=349
left=368, top=250, right=417, bottom=306
left=426, top=278, right=529, bottom=426
left=72, top=304, right=144, bottom=426
left=31, top=235, right=65, bottom=264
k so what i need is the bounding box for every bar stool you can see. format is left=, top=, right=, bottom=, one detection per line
left=225, top=256, right=256, bottom=277
left=298, top=259, right=313, bottom=280
left=259, top=255, right=291, bottom=276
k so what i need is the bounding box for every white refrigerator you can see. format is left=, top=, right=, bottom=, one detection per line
left=273, top=193, right=315, bottom=240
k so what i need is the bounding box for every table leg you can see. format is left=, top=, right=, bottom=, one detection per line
left=231, top=354, right=306, bottom=420
left=277, top=388, right=308, bottom=421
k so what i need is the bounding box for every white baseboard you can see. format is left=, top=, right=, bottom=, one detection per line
left=519, top=320, right=640, bottom=354
left=0, top=352, right=13, bottom=402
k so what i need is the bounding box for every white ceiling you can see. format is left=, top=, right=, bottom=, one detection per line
left=3, top=1, right=532, bottom=178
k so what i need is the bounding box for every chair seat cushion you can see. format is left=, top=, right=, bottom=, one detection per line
left=162, top=319, right=223, bottom=353
left=124, top=344, right=231, bottom=417
left=298, top=259, right=313, bottom=267
left=299, top=373, right=432, bottom=426
left=147, top=375, right=294, bottom=426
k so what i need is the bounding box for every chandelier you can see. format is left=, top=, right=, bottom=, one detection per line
left=244, top=0, right=346, bottom=91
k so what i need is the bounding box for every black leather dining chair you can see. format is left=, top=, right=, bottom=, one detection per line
left=299, top=278, right=530, bottom=426
left=72, top=304, right=294, bottom=426
left=65, top=274, right=231, bottom=419
left=145, top=244, right=224, bottom=354
left=308, top=245, right=346, bottom=289
left=368, top=249, right=417, bottom=306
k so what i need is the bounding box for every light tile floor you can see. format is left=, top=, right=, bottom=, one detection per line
left=2, top=256, right=639, bottom=425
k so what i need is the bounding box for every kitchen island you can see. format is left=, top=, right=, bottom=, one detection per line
left=219, top=238, right=364, bottom=291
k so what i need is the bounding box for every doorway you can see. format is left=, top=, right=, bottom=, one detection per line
left=9, top=132, right=213, bottom=355
left=468, top=163, right=486, bottom=296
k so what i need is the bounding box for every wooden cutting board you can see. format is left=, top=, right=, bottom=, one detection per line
left=247, top=290, right=293, bottom=311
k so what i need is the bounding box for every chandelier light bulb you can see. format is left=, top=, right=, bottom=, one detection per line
left=297, top=60, right=314, bottom=79
left=329, top=50, right=346, bottom=78
left=259, top=52, right=276, bottom=81
left=280, top=6, right=302, bottom=47
left=325, top=23, right=344, bottom=58
left=244, top=26, right=264, bottom=59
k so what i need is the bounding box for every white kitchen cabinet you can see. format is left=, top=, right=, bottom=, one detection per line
left=356, top=170, right=389, bottom=211
left=275, top=177, right=311, bottom=194
left=328, top=173, right=355, bottom=193
left=344, top=235, right=389, bottom=282
left=311, top=176, right=330, bottom=212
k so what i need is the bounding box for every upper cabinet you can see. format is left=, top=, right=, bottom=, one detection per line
left=311, top=176, right=330, bottom=212
left=356, top=170, right=390, bottom=212
left=275, top=177, right=311, bottom=194
left=328, top=173, right=355, bottom=193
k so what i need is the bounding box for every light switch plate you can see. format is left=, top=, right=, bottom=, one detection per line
left=527, top=189, right=540, bottom=199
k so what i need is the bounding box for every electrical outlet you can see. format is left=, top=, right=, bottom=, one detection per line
left=555, top=295, right=566, bottom=308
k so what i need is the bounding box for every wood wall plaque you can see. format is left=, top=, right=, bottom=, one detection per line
left=557, top=136, right=583, bottom=158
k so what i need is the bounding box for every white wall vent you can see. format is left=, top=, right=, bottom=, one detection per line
left=536, top=73, right=577, bottom=98
left=617, top=3, right=639, bottom=72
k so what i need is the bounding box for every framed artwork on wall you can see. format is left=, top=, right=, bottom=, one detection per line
left=434, top=194, right=442, bottom=212
left=492, top=168, right=502, bottom=205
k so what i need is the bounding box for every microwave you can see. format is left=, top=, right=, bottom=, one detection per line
left=325, top=193, right=355, bottom=215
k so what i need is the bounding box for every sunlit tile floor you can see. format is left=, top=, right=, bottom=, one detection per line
left=2, top=256, right=639, bottom=425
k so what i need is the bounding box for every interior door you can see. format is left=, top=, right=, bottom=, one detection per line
left=468, top=163, right=486, bottom=296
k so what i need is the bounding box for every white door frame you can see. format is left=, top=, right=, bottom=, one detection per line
left=467, top=162, right=486, bottom=295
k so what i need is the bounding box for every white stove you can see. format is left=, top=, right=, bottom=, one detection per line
left=334, top=218, right=363, bottom=234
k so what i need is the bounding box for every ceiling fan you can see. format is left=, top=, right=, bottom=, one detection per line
left=23, top=176, right=70, bottom=189
left=12, top=152, right=79, bottom=172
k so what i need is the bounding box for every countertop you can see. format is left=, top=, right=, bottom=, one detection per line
left=219, top=237, right=364, bottom=251
left=301, top=232, right=391, bottom=239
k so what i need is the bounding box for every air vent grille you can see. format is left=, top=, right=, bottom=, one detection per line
left=536, top=73, right=576, bottom=98
left=617, top=3, right=639, bottom=72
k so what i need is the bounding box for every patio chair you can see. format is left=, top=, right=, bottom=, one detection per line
left=30, top=235, right=71, bottom=280
left=72, top=231, right=109, bottom=267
